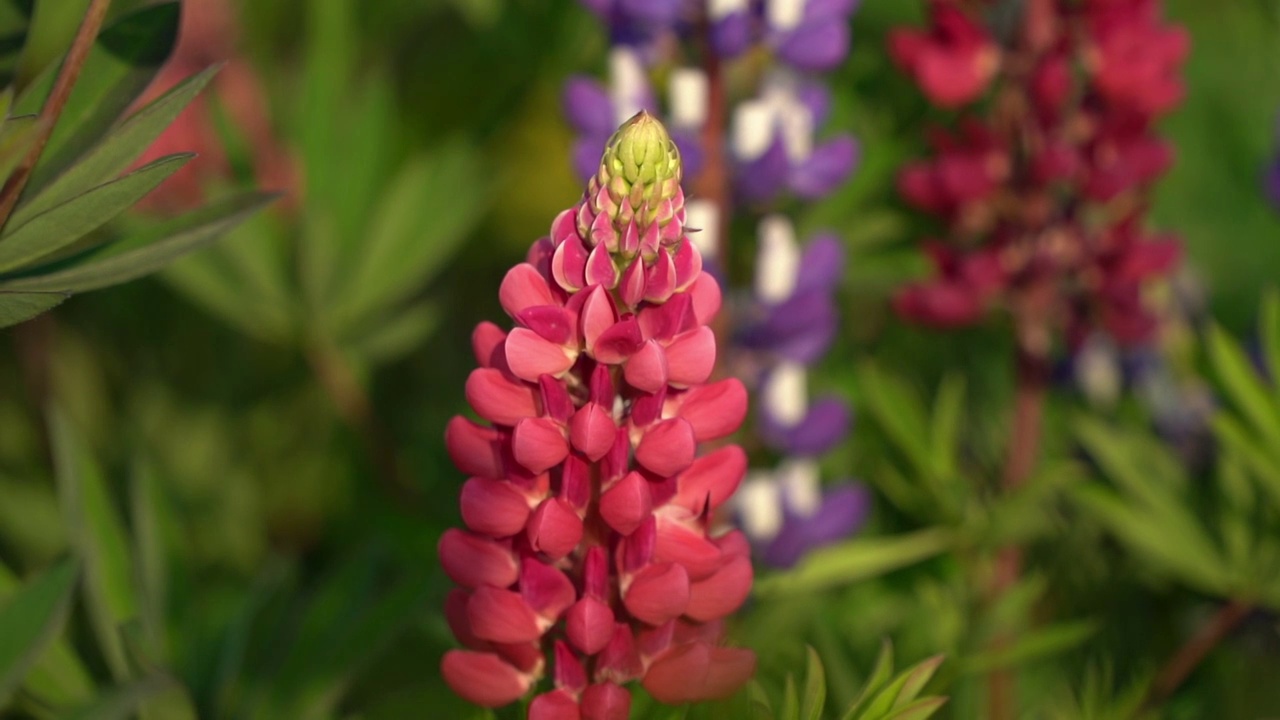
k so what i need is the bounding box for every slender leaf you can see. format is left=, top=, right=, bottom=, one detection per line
left=24, top=3, right=180, bottom=192
left=1207, top=323, right=1280, bottom=447
left=929, top=375, right=965, bottom=478
left=0, top=153, right=191, bottom=271
left=893, top=656, right=944, bottom=710
left=801, top=646, right=827, bottom=720
left=841, top=641, right=894, bottom=720
left=16, top=65, right=218, bottom=224
left=1263, top=289, right=1280, bottom=399
left=884, top=697, right=948, bottom=720
left=64, top=676, right=177, bottom=720
left=0, top=190, right=277, bottom=292
left=0, top=559, right=78, bottom=705
left=50, top=407, right=138, bottom=680
left=0, top=289, right=65, bottom=327
left=780, top=673, right=800, bottom=720
left=754, top=529, right=951, bottom=597
left=961, top=621, right=1095, bottom=674
left=0, top=561, right=95, bottom=709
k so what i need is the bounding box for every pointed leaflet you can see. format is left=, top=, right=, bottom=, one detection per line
left=63, top=675, right=184, bottom=720
left=14, top=65, right=218, bottom=225
left=0, top=559, right=78, bottom=706
left=840, top=640, right=894, bottom=720
left=0, top=559, right=95, bottom=706
left=801, top=646, right=827, bottom=720
left=0, top=290, right=66, bottom=328
left=753, top=529, right=952, bottom=597
left=50, top=407, right=139, bottom=681
left=21, top=3, right=180, bottom=194
left=1207, top=322, right=1280, bottom=448
left=0, top=190, right=277, bottom=293
left=0, top=153, right=192, bottom=271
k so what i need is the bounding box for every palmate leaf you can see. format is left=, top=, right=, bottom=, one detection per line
left=0, top=153, right=191, bottom=271
left=0, top=190, right=278, bottom=293
left=0, top=558, right=78, bottom=706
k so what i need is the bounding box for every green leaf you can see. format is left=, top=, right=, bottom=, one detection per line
left=0, top=0, right=33, bottom=88
left=1213, top=414, right=1280, bottom=507
left=883, top=697, right=948, bottom=720
left=50, top=407, right=138, bottom=680
left=1206, top=322, right=1280, bottom=447
left=780, top=673, right=800, bottom=720
left=15, top=65, right=218, bottom=224
left=0, top=289, right=65, bottom=327
left=24, top=3, right=179, bottom=193
left=841, top=641, right=893, bottom=720
left=0, top=558, right=78, bottom=705
left=0, top=560, right=95, bottom=709
left=801, top=646, right=827, bottom=720
left=893, top=656, right=944, bottom=710
left=349, top=300, right=441, bottom=364
left=119, top=622, right=196, bottom=720
left=1262, top=289, right=1280, bottom=402
left=928, top=374, right=965, bottom=479
left=128, top=460, right=166, bottom=655
left=754, top=528, right=951, bottom=597
left=64, top=676, right=179, bottom=720
left=0, top=153, right=191, bottom=271
left=961, top=621, right=1095, bottom=674
left=859, top=362, right=933, bottom=474
left=0, top=190, right=277, bottom=293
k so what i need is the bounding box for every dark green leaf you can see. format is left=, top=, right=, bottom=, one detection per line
left=24, top=3, right=179, bottom=192
left=0, top=190, right=277, bottom=292
left=64, top=676, right=177, bottom=720
left=0, top=289, right=65, bottom=327
left=0, top=559, right=78, bottom=705
left=0, top=0, right=33, bottom=88
left=16, top=65, right=217, bottom=223
left=0, top=153, right=191, bottom=271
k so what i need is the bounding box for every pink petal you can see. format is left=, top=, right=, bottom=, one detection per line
left=540, top=376, right=575, bottom=424
left=461, top=477, right=532, bottom=537
left=581, top=683, right=631, bottom=720
left=600, top=426, right=632, bottom=482
left=529, top=690, right=580, bottom=720
left=554, top=640, right=588, bottom=692
left=521, top=557, right=576, bottom=620
left=516, top=305, right=575, bottom=345
left=637, top=294, right=693, bottom=342
left=471, top=321, right=508, bottom=369
left=551, top=207, right=578, bottom=245
left=527, top=236, right=555, bottom=276
left=494, top=641, right=545, bottom=674
left=438, top=529, right=518, bottom=589
left=655, top=519, right=724, bottom=580
left=635, top=418, right=697, bottom=477
left=585, top=243, right=619, bottom=288
left=566, top=597, right=615, bottom=655
left=595, top=624, right=643, bottom=684
left=640, top=642, right=710, bottom=704
left=644, top=249, right=677, bottom=303
left=527, top=498, right=584, bottom=560
left=589, top=363, right=615, bottom=406
left=570, top=402, right=617, bottom=461
left=441, top=650, right=531, bottom=708
left=619, top=258, right=647, bottom=309
left=673, top=445, right=747, bottom=514
left=512, top=417, right=570, bottom=474
left=618, top=515, right=656, bottom=574
left=600, top=472, right=653, bottom=536
left=583, top=546, right=609, bottom=599
left=629, top=388, right=666, bottom=429
left=580, top=285, right=618, bottom=353
left=665, top=327, right=715, bottom=388
left=591, top=317, right=645, bottom=365
left=687, top=273, right=722, bottom=325
left=445, top=417, right=505, bottom=479
left=500, top=263, right=557, bottom=318
left=703, top=647, right=757, bottom=700
left=590, top=206, right=618, bottom=249
left=685, top=555, right=753, bottom=621
left=620, top=219, right=640, bottom=256
left=623, top=562, right=690, bottom=625
left=560, top=454, right=592, bottom=511
left=623, top=340, right=669, bottom=393
left=639, top=218, right=661, bottom=258
left=445, top=589, right=487, bottom=648
left=673, top=239, right=703, bottom=291
left=465, top=368, right=539, bottom=426
left=552, top=232, right=590, bottom=292
left=505, top=327, right=576, bottom=382
left=672, top=379, right=747, bottom=442
left=469, top=586, right=543, bottom=643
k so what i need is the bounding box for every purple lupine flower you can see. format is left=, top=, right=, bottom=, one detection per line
left=736, top=461, right=871, bottom=568
left=1267, top=156, right=1280, bottom=209
left=766, top=0, right=859, bottom=71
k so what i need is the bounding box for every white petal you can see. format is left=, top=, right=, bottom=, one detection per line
left=736, top=474, right=783, bottom=542
left=764, top=362, right=808, bottom=426
left=767, top=0, right=807, bottom=31
left=779, top=460, right=821, bottom=517
left=732, top=100, right=777, bottom=161
left=754, top=214, right=800, bottom=302
left=709, top=0, right=750, bottom=20
left=609, top=47, right=649, bottom=126
left=669, top=67, right=709, bottom=129
left=684, top=199, right=720, bottom=260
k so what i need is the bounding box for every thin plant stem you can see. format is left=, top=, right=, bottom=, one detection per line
left=694, top=13, right=733, bottom=368
left=1139, top=599, right=1252, bottom=714
left=0, top=0, right=113, bottom=229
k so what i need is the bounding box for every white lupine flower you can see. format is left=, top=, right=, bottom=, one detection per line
left=764, top=362, right=809, bottom=426
left=778, top=460, right=822, bottom=517
left=684, top=199, right=720, bottom=260
left=709, top=0, right=750, bottom=20
left=609, top=47, right=648, bottom=125
left=732, top=100, right=776, bottom=161
left=737, top=474, right=784, bottom=541
left=766, top=0, right=807, bottom=31
left=669, top=67, right=709, bottom=129
left=1075, top=333, right=1122, bottom=409
left=754, top=214, right=801, bottom=302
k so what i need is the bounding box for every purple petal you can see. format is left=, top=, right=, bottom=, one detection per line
left=712, top=11, right=754, bottom=58
left=795, top=234, right=845, bottom=292
left=739, top=291, right=838, bottom=363
left=761, top=483, right=871, bottom=567
left=790, top=135, right=859, bottom=199
left=798, top=82, right=832, bottom=128
left=563, top=77, right=616, bottom=136
left=619, top=0, right=683, bottom=25
left=760, top=396, right=852, bottom=457
left=734, top=136, right=791, bottom=205
left=573, top=135, right=609, bottom=183
left=804, top=0, right=861, bottom=19
left=774, top=20, right=850, bottom=71
left=670, top=129, right=705, bottom=180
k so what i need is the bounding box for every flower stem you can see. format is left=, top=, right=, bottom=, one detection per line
left=0, top=0, right=113, bottom=229
left=1140, top=599, right=1252, bottom=714
left=988, top=341, right=1050, bottom=720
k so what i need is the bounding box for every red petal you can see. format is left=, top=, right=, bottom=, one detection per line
left=623, top=340, right=669, bottom=393
left=619, top=257, right=647, bottom=309
left=570, top=402, right=617, bottom=461
left=471, top=321, right=508, bottom=369
left=527, top=498, right=584, bottom=560
left=552, top=232, right=590, bottom=292
left=580, top=285, right=618, bottom=352
left=635, top=418, right=696, bottom=477
left=461, top=477, right=531, bottom=537
left=623, top=562, right=690, bottom=625
left=500, top=263, right=557, bottom=318
left=672, top=379, right=747, bottom=442
left=566, top=597, right=615, bottom=655
left=505, top=328, right=575, bottom=382
left=551, top=207, right=577, bottom=245
left=655, top=519, right=723, bottom=580
left=516, top=305, right=575, bottom=345
left=673, top=445, right=747, bottom=514
left=687, top=273, right=722, bottom=325
left=637, top=293, right=693, bottom=342
left=685, top=555, right=753, bottom=621
left=529, top=690, right=580, bottom=720
left=641, top=642, right=710, bottom=704
left=644, top=249, right=677, bottom=303
left=512, top=417, right=570, bottom=474
left=665, top=327, right=715, bottom=388
left=445, top=416, right=505, bottom=478
left=521, top=558, right=576, bottom=620
left=468, top=586, right=543, bottom=643
left=673, top=239, right=703, bottom=291
left=600, top=472, right=653, bottom=536
left=540, top=375, right=575, bottom=424
left=595, top=624, right=643, bottom=684
left=441, top=650, right=531, bottom=708
left=466, top=368, right=539, bottom=426
left=591, top=317, right=645, bottom=365
left=554, top=640, right=588, bottom=692
left=585, top=243, right=619, bottom=288
left=438, top=529, right=518, bottom=589
left=445, top=589, right=486, bottom=648
left=581, top=683, right=631, bottom=720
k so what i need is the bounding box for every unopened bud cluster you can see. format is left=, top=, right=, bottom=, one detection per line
left=440, top=112, right=755, bottom=717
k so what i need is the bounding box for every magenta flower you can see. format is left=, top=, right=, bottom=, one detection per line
left=440, top=113, right=755, bottom=714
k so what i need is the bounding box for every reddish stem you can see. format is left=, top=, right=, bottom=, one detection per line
left=1140, top=600, right=1252, bottom=714
left=694, top=15, right=733, bottom=364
